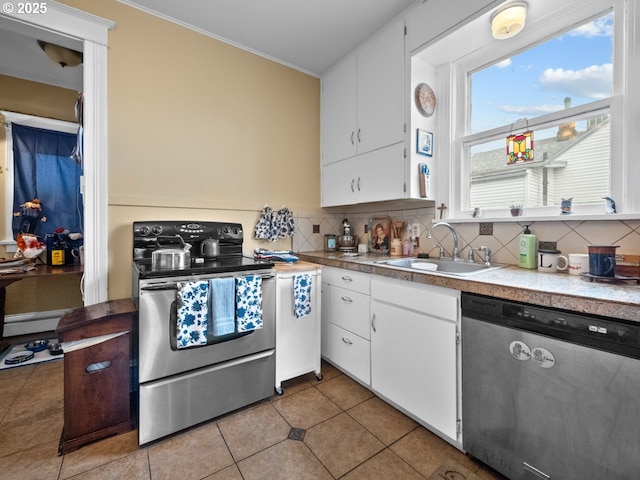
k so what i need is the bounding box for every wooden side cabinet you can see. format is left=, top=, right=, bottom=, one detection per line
left=56, top=299, right=137, bottom=455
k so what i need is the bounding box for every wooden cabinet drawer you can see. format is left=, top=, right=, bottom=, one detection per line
left=323, top=267, right=370, bottom=295
left=329, top=285, right=370, bottom=340
left=327, top=323, right=370, bottom=385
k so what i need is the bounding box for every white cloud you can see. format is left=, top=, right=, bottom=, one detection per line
left=495, top=58, right=512, bottom=68
left=566, top=16, right=613, bottom=38
left=500, top=104, right=563, bottom=116
left=539, top=64, right=612, bottom=99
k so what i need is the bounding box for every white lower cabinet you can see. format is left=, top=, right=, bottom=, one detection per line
left=370, top=276, right=460, bottom=443
left=321, top=267, right=371, bottom=386
left=321, top=268, right=461, bottom=444
left=326, top=323, right=371, bottom=385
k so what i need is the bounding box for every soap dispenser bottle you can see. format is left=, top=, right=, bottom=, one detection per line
left=518, top=224, right=537, bottom=269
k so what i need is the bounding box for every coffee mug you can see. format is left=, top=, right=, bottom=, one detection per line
left=588, top=245, right=618, bottom=277
left=568, top=253, right=589, bottom=276
left=538, top=250, right=568, bottom=272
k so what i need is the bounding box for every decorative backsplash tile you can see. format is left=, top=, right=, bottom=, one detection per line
left=293, top=208, right=640, bottom=266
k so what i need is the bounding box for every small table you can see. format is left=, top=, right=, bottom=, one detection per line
left=0, top=263, right=83, bottom=348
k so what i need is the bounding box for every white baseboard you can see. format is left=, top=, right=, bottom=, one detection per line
left=3, top=309, right=73, bottom=337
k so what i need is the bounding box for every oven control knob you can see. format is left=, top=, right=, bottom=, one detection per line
left=151, top=225, right=163, bottom=235
left=223, top=226, right=231, bottom=235
left=139, top=226, right=151, bottom=236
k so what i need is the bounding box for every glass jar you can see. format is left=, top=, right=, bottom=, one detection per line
left=324, top=234, right=337, bottom=252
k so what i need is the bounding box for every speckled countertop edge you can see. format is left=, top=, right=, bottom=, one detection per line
left=297, top=251, right=640, bottom=323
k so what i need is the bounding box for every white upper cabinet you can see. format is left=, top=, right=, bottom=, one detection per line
left=321, top=56, right=358, bottom=166
left=321, top=142, right=405, bottom=208
left=321, top=18, right=406, bottom=207
left=321, top=18, right=405, bottom=166
left=356, top=19, right=405, bottom=156
left=406, top=0, right=502, bottom=53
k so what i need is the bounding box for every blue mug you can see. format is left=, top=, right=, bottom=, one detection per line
left=587, top=245, right=618, bottom=277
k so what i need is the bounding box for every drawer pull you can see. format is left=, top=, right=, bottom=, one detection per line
left=341, top=296, right=353, bottom=303
left=341, top=337, right=353, bottom=345
left=340, top=276, right=353, bottom=282
left=85, top=361, right=112, bottom=373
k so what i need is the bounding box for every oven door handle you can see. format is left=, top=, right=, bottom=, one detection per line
left=141, top=273, right=274, bottom=292
left=140, top=284, right=180, bottom=291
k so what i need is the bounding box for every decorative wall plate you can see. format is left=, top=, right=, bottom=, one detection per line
left=415, top=83, right=436, bottom=117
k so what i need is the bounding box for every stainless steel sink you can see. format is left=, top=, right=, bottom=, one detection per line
left=377, top=258, right=505, bottom=276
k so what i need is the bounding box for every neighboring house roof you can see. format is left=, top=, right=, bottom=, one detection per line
left=471, top=119, right=609, bottom=178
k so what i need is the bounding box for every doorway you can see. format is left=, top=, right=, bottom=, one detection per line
left=0, top=6, right=113, bottom=305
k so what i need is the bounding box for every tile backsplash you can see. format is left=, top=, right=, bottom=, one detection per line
left=293, top=208, right=640, bottom=266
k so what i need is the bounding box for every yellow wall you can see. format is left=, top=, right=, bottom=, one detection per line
left=57, top=0, right=321, bottom=299
left=0, top=75, right=83, bottom=314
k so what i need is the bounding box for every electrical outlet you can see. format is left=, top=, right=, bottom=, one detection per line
left=411, top=224, right=420, bottom=238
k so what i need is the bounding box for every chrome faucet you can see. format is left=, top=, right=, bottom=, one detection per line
left=427, top=222, right=461, bottom=261
left=468, top=246, right=492, bottom=266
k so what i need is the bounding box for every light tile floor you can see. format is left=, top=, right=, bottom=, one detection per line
left=0, top=358, right=508, bottom=480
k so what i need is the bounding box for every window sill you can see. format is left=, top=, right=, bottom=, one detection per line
left=446, top=213, right=640, bottom=224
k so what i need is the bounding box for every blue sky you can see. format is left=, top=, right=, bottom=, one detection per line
left=471, top=13, right=613, bottom=134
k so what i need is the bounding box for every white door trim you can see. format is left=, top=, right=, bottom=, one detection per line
left=1, top=1, right=114, bottom=305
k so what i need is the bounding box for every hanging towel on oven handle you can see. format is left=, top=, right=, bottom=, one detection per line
left=293, top=274, right=312, bottom=319
left=176, top=280, right=209, bottom=349
left=209, top=277, right=236, bottom=336
left=235, top=275, right=263, bottom=331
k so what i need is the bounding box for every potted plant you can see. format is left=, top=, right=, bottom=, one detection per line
left=510, top=204, right=523, bottom=216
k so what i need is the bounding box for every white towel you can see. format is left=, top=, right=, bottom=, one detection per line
left=209, top=278, right=236, bottom=336
left=176, top=281, right=209, bottom=348
left=293, top=274, right=312, bottom=319
left=235, top=275, right=263, bottom=331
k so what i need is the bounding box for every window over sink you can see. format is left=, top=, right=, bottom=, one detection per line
left=414, top=0, right=639, bottom=220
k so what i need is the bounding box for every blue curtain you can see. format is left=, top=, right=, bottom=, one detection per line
left=12, top=123, right=83, bottom=239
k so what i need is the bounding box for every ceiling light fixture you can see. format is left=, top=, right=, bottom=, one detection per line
left=37, top=40, right=83, bottom=68
left=491, top=2, right=528, bottom=40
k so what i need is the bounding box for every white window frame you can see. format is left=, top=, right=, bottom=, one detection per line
left=436, top=0, right=639, bottom=221
left=2, top=111, right=79, bottom=250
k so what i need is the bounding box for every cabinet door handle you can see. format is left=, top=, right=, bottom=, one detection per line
left=340, top=275, right=353, bottom=282
left=357, top=177, right=361, bottom=191
left=371, top=313, right=377, bottom=333
left=341, top=337, right=353, bottom=345
left=341, top=296, right=353, bottom=303
left=351, top=178, right=355, bottom=192
left=357, top=128, right=361, bottom=143
left=351, top=131, right=355, bottom=145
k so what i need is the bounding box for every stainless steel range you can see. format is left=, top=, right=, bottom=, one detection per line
left=132, top=221, right=275, bottom=445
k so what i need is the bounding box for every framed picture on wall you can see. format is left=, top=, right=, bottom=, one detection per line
left=417, top=129, right=433, bottom=156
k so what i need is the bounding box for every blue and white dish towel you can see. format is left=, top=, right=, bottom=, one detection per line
left=209, top=278, right=236, bottom=336
left=236, top=275, right=263, bottom=331
left=293, top=274, right=312, bottom=319
left=176, top=281, right=209, bottom=348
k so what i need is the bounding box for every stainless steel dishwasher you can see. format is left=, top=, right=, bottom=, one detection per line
left=461, top=292, right=640, bottom=480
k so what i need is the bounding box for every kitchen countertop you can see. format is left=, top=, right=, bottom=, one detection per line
left=273, top=260, right=323, bottom=273
left=297, top=251, right=640, bottom=323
